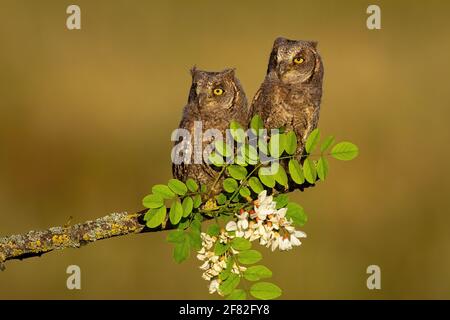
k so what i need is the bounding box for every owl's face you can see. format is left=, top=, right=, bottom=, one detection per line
left=268, top=37, right=319, bottom=84
left=189, top=68, right=238, bottom=111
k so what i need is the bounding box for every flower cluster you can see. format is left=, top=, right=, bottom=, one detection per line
left=225, top=191, right=307, bottom=251
left=196, top=190, right=306, bottom=294
left=196, top=232, right=246, bottom=294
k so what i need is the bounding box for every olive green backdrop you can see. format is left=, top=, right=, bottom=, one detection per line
left=1, top=0, right=449, bottom=299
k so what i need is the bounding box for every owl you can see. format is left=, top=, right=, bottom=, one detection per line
left=172, top=67, right=249, bottom=196
left=250, top=37, right=324, bottom=158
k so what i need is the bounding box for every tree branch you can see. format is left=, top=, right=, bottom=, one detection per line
left=0, top=170, right=313, bottom=270
left=0, top=209, right=174, bottom=270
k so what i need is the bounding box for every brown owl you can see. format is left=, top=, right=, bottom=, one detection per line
left=250, top=37, right=324, bottom=158
left=172, top=67, right=249, bottom=196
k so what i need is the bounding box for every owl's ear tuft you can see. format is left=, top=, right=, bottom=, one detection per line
left=190, top=65, right=198, bottom=78
left=309, top=41, right=318, bottom=49
left=222, top=68, right=236, bottom=78
left=273, top=37, right=288, bottom=48
left=267, top=37, right=286, bottom=74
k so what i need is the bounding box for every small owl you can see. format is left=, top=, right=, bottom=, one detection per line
left=250, top=37, right=324, bottom=158
left=172, top=67, right=249, bottom=196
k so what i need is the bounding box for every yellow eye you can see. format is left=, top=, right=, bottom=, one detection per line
left=293, top=57, right=304, bottom=64
left=213, top=88, right=224, bottom=96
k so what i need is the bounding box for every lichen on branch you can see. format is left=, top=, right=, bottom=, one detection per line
left=0, top=210, right=170, bottom=270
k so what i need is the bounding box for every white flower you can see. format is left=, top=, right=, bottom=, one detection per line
left=294, top=230, right=307, bottom=238
left=202, top=273, right=211, bottom=281
left=289, top=230, right=307, bottom=247
left=209, top=279, right=220, bottom=294
left=226, top=212, right=249, bottom=237
left=278, top=237, right=292, bottom=250
left=236, top=213, right=249, bottom=237
left=271, top=236, right=279, bottom=251
left=197, top=190, right=309, bottom=297
left=225, top=221, right=237, bottom=232
left=253, top=192, right=276, bottom=221
left=276, top=207, right=287, bottom=219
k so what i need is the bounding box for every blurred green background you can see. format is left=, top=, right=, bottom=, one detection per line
left=1, top=0, right=450, bottom=299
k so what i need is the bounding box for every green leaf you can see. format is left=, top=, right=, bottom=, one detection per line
left=223, top=178, right=238, bottom=193
left=230, top=119, right=243, bottom=131
left=220, top=258, right=233, bottom=281
left=269, top=133, right=285, bottom=158
left=239, top=186, right=251, bottom=198
left=169, top=200, right=183, bottom=225
left=248, top=177, right=264, bottom=194
left=168, top=179, right=188, bottom=196
left=192, top=194, right=202, bottom=208
left=230, top=121, right=245, bottom=143
left=284, top=131, right=297, bottom=155
left=274, top=194, right=289, bottom=209
left=190, top=218, right=202, bottom=233
left=207, top=224, right=220, bottom=237
left=305, top=128, right=321, bottom=154
left=166, top=229, right=185, bottom=244
left=273, top=164, right=288, bottom=187
left=241, top=144, right=258, bottom=164
left=250, top=114, right=264, bottom=135
left=330, top=142, right=359, bottom=161
left=215, top=140, right=232, bottom=157
left=152, top=185, right=176, bottom=200
left=177, top=217, right=190, bottom=230
left=188, top=230, right=202, bottom=250
left=219, top=273, right=240, bottom=296
left=173, top=236, right=190, bottom=263
left=250, top=282, right=282, bottom=300
left=201, top=184, right=208, bottom=193
left=185, top=178, right=198, bottom=192
left=208, top=151, right=224, bottom=167
left=214, top=242, right=230, bottom=256
left=258, top=167, right=275, bottom=188
left=303, top=158, right=317, bottom=184
left=286, top=202, right=308, bottom=226
left=317, top=156, right=329, bottom=181
left=258, top=137, right=269, bottom=156
left=243, top=265, right=273, bottom=281
left=181, top=197, right=193, bottom=217
left=288, top=159, right=305, bottom=184
left=235, top=149, right=247, bottom=166
left=231, top=237, right=252, bottom=251
left=238, top=250, right=262, bottom=264
left=145, top=206, right=166, bottom=228
left=226, top=289, right=246, bottom=300
left=142, top=194, right=164, bottom=209
left=227, top=165, right=247, bottom=180
left=216, top=193, right=227, bottom=205
left=320, top=135, right=335, bottom=152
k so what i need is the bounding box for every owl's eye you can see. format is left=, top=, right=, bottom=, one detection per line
left=293, top=56, right=305, bottom=64
left=213, top=88, right=224, bottom=96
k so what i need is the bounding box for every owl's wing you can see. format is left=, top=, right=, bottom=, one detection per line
left=172, top=108, right=196, bottom=181
left=292, top=104, right=320, bottom=155
left=249, top=87, right=264, bottom=119
left=250, top=83, right=286, bottom=127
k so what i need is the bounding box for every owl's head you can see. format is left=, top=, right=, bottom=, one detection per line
left=267, top=37, right=322, bottom=84
left=188, top=67, right=245, bottom=111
